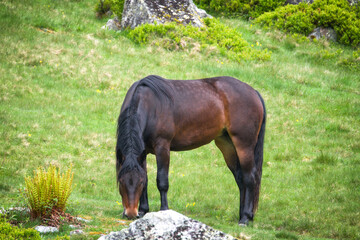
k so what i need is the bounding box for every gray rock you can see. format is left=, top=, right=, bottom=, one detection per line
left=98, top=210, right=237, bottom=240
left=285, top=0, right=313, bottom=4
left=35, top=225, right=59, bottom=234
left=102, top=17, right=121, bottom=31
left=308, top=27, right=337, bottom=42
left=348, top=0, right=359, bottom=5
left=0, top=207, right=30, bottom=214
left=76, top=217, right=91, bottom=223
left=69, top=224, right=82, bottom=229
left=121, top=0, right=212, bottom=29
left=70, top=229, right=85, bottom=235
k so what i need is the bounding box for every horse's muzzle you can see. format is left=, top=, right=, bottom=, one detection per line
left=123, top=208, right=139, bottom=219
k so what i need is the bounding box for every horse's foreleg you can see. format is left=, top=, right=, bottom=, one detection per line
left=155, top=141, right=170, bottom=211
left=138, top=159, right=149, bottom=217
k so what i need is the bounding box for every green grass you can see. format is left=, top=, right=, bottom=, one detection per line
left=1, top=0, right=359, bottom=239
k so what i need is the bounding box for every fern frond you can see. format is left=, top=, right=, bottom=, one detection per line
left=24, top=164, right=75, bottom=218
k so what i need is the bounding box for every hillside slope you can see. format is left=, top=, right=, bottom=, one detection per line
left=0, top=0, right=359, bottom=239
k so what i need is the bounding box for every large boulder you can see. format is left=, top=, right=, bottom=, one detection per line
left=98, top=210, right=239, bottom=240
left=121, top=0, right=211, bottom=29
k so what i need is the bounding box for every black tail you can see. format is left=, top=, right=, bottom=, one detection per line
left=253, top=91, right=266, bottom=213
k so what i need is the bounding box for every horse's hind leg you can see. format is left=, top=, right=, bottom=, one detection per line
left=230, top=136, right=257, bottom=225
left=215, top=135, right=245, bottom=223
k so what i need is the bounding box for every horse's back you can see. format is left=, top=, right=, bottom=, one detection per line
left=165, top=76, right=263, bottom=150
left=121, top=76, right=264, bottom=151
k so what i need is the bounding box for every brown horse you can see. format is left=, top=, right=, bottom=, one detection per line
left=116, top=75, right=266, bottom=225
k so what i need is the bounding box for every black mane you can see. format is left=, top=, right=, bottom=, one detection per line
left=116, top=75, right=174, bottom=179
left=116, top=107, right=144, bottom=157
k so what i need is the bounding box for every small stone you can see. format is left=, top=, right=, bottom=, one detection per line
left=70, top=229, right=85, bottom=235
left=102, top=17, right=121, bottom=31
left=285, top=0, right=313, bottom=4
left=115, top=220, right=129, bottom=225
left=76, top=217, right=91, bottom=223
left=35, top=225, right=59, bottom=233
left=97, top=235, right=106, bottom=240
left=69, top=224, right=81, bottom=229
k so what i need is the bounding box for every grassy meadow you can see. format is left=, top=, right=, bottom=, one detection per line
left=0, top=0, right=359, bottom=239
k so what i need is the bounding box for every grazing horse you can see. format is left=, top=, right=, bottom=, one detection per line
left=116, top=75, right=266, bottom=225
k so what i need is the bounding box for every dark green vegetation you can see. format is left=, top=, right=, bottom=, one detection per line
left=194, top=0, right=360, bottom=47
left=256, top=0, right=360, bottom=47
left=127, top=18, right=271, bottom=61
left=194, top=0, right=287, bottom=18
left=0, top=0, right=359, bottom=239
left=0, top=215, right=41, bottom=240
left=95, top=0, right=124, bottom=19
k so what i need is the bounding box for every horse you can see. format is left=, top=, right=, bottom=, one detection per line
left=116, top=75, right=266, bottom=225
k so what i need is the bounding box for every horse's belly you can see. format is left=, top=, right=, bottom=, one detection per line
left=170, top=117, right=224, bottom=151
left=170, top=134, right=219, bottom=151
left=169, top=86, right=226, bottom=151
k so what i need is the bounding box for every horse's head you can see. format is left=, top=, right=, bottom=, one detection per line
left=117, top=155, right=146, bottom=219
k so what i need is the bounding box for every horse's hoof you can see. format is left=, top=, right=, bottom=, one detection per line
left=238, top=219, right=249, bottom=226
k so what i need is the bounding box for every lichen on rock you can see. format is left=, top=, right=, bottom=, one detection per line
left=98, top=210, right=238, bottom=240
left=121, top=0, right=211, bottom=29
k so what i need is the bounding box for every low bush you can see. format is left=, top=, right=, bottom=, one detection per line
left=94, top=0, right=111, bottom=18
left=194, top=0, right=286, bottom=18
left=109, top=0, right=125, bottom=18
left=24, top=165, right=74, bottom=219
left=95, top=0, right=124, bottom=18
left=255, top=0, right=360, bottom=46
left=0, top=215, right=40, bottom=240
left=127, top=18, right=271, bottom=61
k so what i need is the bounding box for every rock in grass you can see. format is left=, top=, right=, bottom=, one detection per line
left=35, top=225, right=59, bottom=233
left=308, top=27, right=337, bottom=42
left=101, top=17, right=121, bottom=31
left=121, top=0, right=211, bottom=29
left=70, top=229, right=85, bottom=235
left=98, top=210, right=236, bottom=240
left=76, top=217, right=91, bottom=223
left=285, top=0, right=314, bottom=4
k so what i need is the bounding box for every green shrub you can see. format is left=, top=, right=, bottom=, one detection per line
left=194, top=0, right=286, bottom=18
left=127, top=18, right=271, bottom=61
left=0, top=215, right=40, bottom=240
left=95, top=0, right=124, bottom=18
left=255, top=0, right=360, bottom=46
left=94, top=0, right=111, bottom=18
left=109, top=0, right=125, bottom=18
left=255, top=3, right=315, bottom=35
left=24, top=165, right=74, bottom=219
